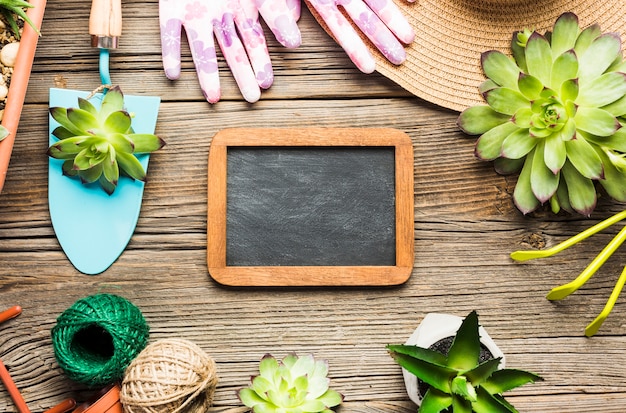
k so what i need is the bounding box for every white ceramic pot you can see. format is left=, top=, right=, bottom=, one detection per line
left=401, top=313, right=505, bottom=406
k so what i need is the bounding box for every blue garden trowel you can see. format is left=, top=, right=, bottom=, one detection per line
left=48, top=0, right=160, bottom=275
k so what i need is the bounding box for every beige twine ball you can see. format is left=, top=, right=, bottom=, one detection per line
left=120, top=338, right=219, bottom=413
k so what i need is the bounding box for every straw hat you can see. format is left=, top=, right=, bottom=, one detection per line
left=311, top=0, right=626, bottom=112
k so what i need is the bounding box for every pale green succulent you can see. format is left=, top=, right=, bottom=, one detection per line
left=239, top=354, right=343, bottom=413
left=47, top=86, right=165, bottom=194
left=458, top=12, right=626, bottom=216
left=0, top=0, right=38, bottom=38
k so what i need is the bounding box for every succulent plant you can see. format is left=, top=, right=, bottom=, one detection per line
left=458, top=12, right=626, bottom=216
left=0, top=0, right=38, bottom=39
left=239, top=353, right=343, bottom=413
left=48, top=86, right=165, bottom=194
left=387, top=311, right=542, bottom=413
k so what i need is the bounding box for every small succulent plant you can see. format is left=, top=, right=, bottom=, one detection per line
left=0, top=0, right=38, bottom=39
left=48, top=86, right=165, bottom=194
left=458, top=12, right=626, bottom=216
left=239, top=353, right=343, bottom=413
left=387, top=311, right=542, bottom=413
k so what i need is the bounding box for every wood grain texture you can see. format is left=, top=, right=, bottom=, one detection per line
left=0, top=0, right=625, bottom=411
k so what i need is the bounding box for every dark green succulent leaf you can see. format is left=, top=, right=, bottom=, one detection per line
left=574, top=107, right=620, bottom=136
left=531, top=140, right=559, bottom=202
left=78, top=163, right=103, bottom=184
left=465, top=358, right=502, bottom=387
left=550, top=12, right=580, bottom=57
left=565, top=134, right=604, bottom=179
left=116, top=151, right=147, bottom=182
left=481, top=51, right=520, bottom=90
left=386, top=345, right=448, bottom=366
left=544, top=132, right=567, bottom=173
left=512, top=107, right=532, bottom=128
left=474, top=122, right=519, bottom=161
left=387, top=351, right=455, bottom=393
left=458, top=106, right=511, bottom=135
left=550, top=50, right=578, bottom=90
left=52, top=126, right=78, bottom=140
left=601, top=94, right=626, bottom=117
left=481, top=369, right=543, bottom=395
left=594, top=147, right=626, bottom=202
left=501, top=128, right=535, bottom=159
left=451, top=395, right=473, bottom=413
left=525, top=32, right=552, bottom=86
left=560, top=78, right=579, bottom=103
left=471, top=386, right=517, bottom=413
left=510, top=31, right=528, bottom=73
left=78, top=97, right=98, bottom=116
left=479, top=79, right=499, bottom=94
left=447, top=311, right=480, bottom=371
left=554, top=178, right=573, bottom=213
left=494, top=157, right=524, bottom=175
left=578, top=33, right=622, bottom=82
left=517, top=73, right=543, bottom=100
left=62, top=160, right=77, bottom=177
left=104, top=110, right=132, bottom=134
left=577, top=72, right=626, bottom=107
left=514, top=154, right=540, bottom=214
left=98, top=175, right=117, bottom=195
left=561, top=160, right=597, bottom=216
left=99, top=86, right=125, bottom=121
left=573, top=23, right=602, bottom=56
left=130, top=134, right=166, bottom=153
left=47, top=136, right=91, bottom=159
left=420, top=388, right=452, bottom=413
left=484, top=88, right=530, bottom=116
left=102, top=153, right=119, bottom=186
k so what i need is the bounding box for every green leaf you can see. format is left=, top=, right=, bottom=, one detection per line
left=531, top=140, right=559, bottom=202
left=481, top=51, right=520, bottom=89
left=512, top=107, right=533, bottom=128
left=574, top=23, right=602, bottom=56
left=578, top=33, right=622, bottom=82
left=116, top=151, right=147, bottom=181
left=78, top=164, right=103, bottom=184
left=99, top=86, right=125, bottom=121
left=550, top=50, right=578, bottom=90
left=47, top=136, right=90, bottom=158
left=239, top=388, right=267, bottom=407
left=447, top=311, right=480, bottom=371
left=551, top=12, right=580, bottom=57
left=561, top=160, right=597, bottom=216
left=481, top=369, right=543, bottom=395
left=452, top=395, right=473, bottom=413
left=501, top=128, right=536, bottom=159
left=386, top=344, right=448, bottom=366
left=474, top=122, right=519, bottom=161
left=513, top=154, right=540, bottom=214
left=457, top=106, right=510, bottom=135
left=465, top=358, right=502, bottom=387
left=494, top=157, right=524, bottom=175
left=525, top=32, right=552, bottom=86
left=517, top=74, right=543, bottom=100
left=300, top=399, right=326, bottom=412
left=511, top=32, right=528, bottom=71
left=420, top=388, right=453, bottom=413
left=471, top=386, right=517, bottom=413
left=560, top=78, right=579, bottom=103
left=565, top=134, right=604, bottom=179
left=451, top=376, right=477, bottom=401
left=594, top=147, right=626, bottom=202
left=577, top=72, right=626, bottom=107
left=479, top=79, right=499, bottom=94
left=483, top=88, right=530, bottom=116
left=77, top=97, right=98, bottom=116
left=50, top=107, right=85, bottom=137
left=544, top=132, right=566, bottom=173
left=52, top=126, right=77, bottom=140
left=601, top=94, right=626, bottom=117
left=574, top=107, right=620, bottom=136
left=131, top=134, right=166, bottom=153
left=67, top=108, right=99, bottom=133
left=317, top=389, right=343, bottom=408
left=554, top=179, right=573, bottom=213
left=107, top=133, right=135, bottom=153
left=388, top=351, right=455, bottom=393
left=104, top=110, right=132, bottom=134
left=585, top=128, right=626, bottom=152
left=102, top=154, right=119, bottom=186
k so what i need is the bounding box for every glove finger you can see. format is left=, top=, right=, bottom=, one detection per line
left=341, top=0, right=406, bottom=65
left=287, top=0, right=301, bottom=21
left=363, top=0, right=414, bottom=44
left=159, top=3, right=183, bottom=80
left=256, top=0, right=302, bottom=48
left=234, top=13, right=274, bottom=89
left=184, top=14, right=222, bottom=103
left=215, top=13, right=262, bottom=103
left=306, top=0, right=376, bottom=73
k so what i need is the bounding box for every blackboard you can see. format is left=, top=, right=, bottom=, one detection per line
left=207, top=128, right=414, bottom=286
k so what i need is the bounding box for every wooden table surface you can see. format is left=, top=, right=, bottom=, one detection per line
left=1, top=1, right=626, bottom=411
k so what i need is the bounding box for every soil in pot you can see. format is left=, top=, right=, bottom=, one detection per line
left=0, top=15, right=23, bottom=121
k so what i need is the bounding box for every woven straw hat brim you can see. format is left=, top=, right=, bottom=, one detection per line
left=309, top=0, right=626, bottom=113
left=375, top=0, right=626, bottom=112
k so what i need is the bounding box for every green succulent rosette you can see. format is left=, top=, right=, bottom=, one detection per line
left=47, top=86, right=165, bottom=194
left=458, top=12, right=626, bottom=216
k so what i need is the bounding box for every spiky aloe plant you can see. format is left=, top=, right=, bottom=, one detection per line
left=387, top=311, right=542, bottom=413
left=458, top=12, right=626, bottom=216
left=239, top=353, right=343, bottom=413
left=0, top=0, right=38, bottom=39
left=48, top=86, right=165, bottom=194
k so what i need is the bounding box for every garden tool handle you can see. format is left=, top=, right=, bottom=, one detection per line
left=89, top=0, right=122, bottom=49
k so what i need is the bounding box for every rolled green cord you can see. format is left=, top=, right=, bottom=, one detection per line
left=51, top=294, right=149, bottom=387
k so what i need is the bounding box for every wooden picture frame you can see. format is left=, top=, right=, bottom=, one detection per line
left=207, top=128, right=414, bottom=286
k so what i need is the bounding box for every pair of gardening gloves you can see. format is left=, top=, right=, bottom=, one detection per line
left=159, top=0, right=415, bottom=103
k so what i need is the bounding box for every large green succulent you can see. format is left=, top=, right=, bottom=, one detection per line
left=458, top=13, right=626, bottom=216
left=239, top=353, right=343, bottom=413
left=48, top=86, right=165, bottom=194
left=388, top=311, right=542, bottom=413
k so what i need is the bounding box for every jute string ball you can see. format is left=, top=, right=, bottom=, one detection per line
left=120, top=338, right=219, bottom=413
left=51, top=294, right=150, bottom=387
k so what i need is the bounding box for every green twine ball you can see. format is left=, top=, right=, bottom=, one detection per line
left=51, top=294, right=150, bottom=387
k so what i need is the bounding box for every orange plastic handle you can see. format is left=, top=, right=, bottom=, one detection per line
left=0, top=305, right=22, bottom=323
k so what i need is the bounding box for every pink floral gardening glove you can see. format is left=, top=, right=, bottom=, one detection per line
left=306, top=0, right=415, bottom=73
left=160, top=0, right=301, bottom=103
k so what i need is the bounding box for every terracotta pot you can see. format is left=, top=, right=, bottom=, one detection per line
left=401, top=313, right=505, bottom=406
left=0, top=0, right=46, bottom=192
left=72, top=384, right=123, bottom=413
